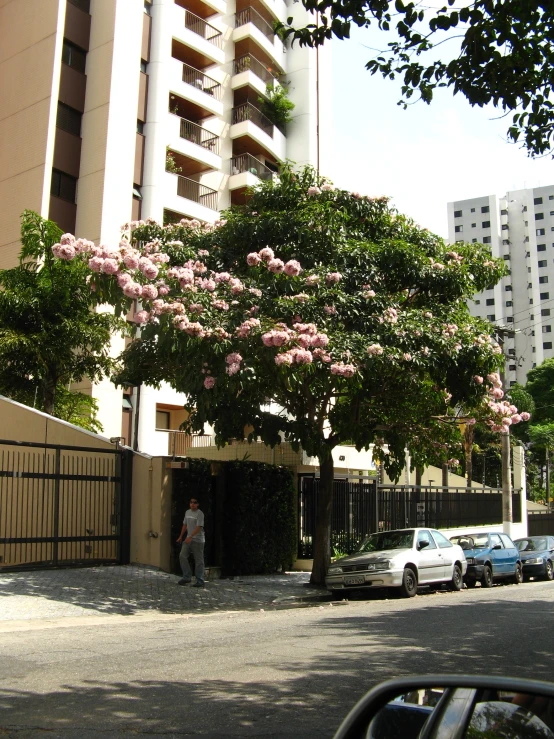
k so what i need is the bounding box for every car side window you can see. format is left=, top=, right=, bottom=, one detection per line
left=550, top=537, right=554, bottom=550
left=490, top=534, right=503, bottom=548
left=499, top=534, right=514, bottom=549
left=417, top=530, right=437, bottom=550
left=431, top=530, right=453, bottom=549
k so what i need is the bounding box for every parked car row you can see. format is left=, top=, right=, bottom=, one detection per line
left=325, top=527, right=554, bottom=598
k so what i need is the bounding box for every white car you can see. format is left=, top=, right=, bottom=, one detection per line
left=326, top=528, right=467, bottom=598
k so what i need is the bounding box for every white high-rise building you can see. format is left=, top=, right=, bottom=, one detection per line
left=447, top=186, right=554, bottom=387
left=0, top=0, right=331, bottom=453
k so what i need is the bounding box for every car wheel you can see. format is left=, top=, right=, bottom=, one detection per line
left=512, top=563, right=523, bottom=585
left=450, top=564, right=463, bottom=591
left=481, top=565, right=493, bottom=588
left=545, top=560, right=554, bottom=581
left=465, top=579, right=477, bottom=589
left=399, top=567, right=418, bottom=598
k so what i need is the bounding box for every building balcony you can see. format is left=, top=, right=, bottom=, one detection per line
left=229, top=153, right=276, bottom=200
left=231, top=103, right=286, bottom=161
left=170, top=59, right=223, bottom=117
left=232, top=53, right=279, bottom=97
left=167, top=113, right=222, bottom=174
left=255, top=0, right=288, bottom=25
left=233, top=7, right=285, bottom=68
left=175, top=0, right=226, bottom=20
left=172, top=4, right=225, bottom=66
left=163, top=171, right=219, bottom=223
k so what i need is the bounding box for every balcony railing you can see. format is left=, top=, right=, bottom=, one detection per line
left=235, top=7, right=275, bottom=41
left=176, top=175, right=218, bottom=210
left=234, top=54, right=278, bottom=85
left=169, top=432, right=215, bottom=457
left=184, top=10, right=223, bottom=49
left=232, top=102, right=273, bottom=137
left=180, top=118, right=220, bottom=155
left=231, top=153, right=275, bottom=180
left=182, top=63, right=222, bottom=101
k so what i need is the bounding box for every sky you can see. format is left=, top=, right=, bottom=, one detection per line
left=329, top=26, right=553, bottom=238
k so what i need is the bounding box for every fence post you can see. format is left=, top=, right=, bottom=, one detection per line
left=513, top=445, right=528, bottom=537
left=53, top=447, right=61, bottom=566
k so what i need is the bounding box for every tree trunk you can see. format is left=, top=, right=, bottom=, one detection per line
left=42, top=375, right=57, bottom=416
left=310, top=452, right=334, bottom=585
left=442, top=463, right=449, bottom=493
left=464, top=425, right=474, bottom=491
left=502, top=430, right=512, bottom=523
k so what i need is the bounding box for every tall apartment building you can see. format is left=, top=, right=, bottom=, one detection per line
left=0, top=0, right=330, bottom=453
left=447, top=186, right=554, bottom=387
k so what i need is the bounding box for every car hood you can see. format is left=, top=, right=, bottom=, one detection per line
left=519, top=550, right=547, bottom=561
left=460, top=547, right=489, bottom=559
left=335, top=548, right=410, bottom=566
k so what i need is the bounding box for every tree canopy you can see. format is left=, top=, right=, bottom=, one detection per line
left=278, top=0, right=554, bottom=157
left=52, top=166, right=511, bottom=581
left=0, top=211, right=123, bottom=426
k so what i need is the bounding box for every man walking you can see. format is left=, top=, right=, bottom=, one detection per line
left=176, top=498, right=205, bottom=587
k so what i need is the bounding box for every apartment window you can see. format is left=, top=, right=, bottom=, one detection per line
left=506, top=301, right=513, bottom=307
left=523, top=206, right=528, bottom=212
left=155, top=410, right=170, bottom=429
left=50, top=169, right=77, bottom=203
left=533, top=362, right=537, bottom=367
left=550, top=195, right=554, bottom=200
left=144, top=0, right=152, bottom=14
left=538, top=244, right=546, bottom=251
left=455, top=239, right=464, bottom=243
left=551, top=212, right=554, bottom=216
left=535, top=197, right=543, bottom=205
left=528, top=282, right=533, bottom=288
left=486, top=298, right=495, bottom=306
left=530, top=314, right=535, bottom=320
left=483, top=236, right=491, bottom=243
left=137, top=120, right=144, bottom=134
left=509, top=348, right=516, bottom=356
left=505, top=285, right=512, bottom=291
left=501, top=224, right=509, bottom=230
left=481, top=206, right=490, bottom=213
left=544, top=342, right=553, bottom=350
left=454, top=210, right=462, bottom=218
left=508, top=365, right=517, bottom=372
left=526, top=251, right=531, bottom=257
left=507, top=317, right=514, bottom=323
left=482, top=221, right=490, bottom=228
left=540, top=276, right=549, bottom=284
left=62, top=40, right=86, bottom=74
left=454, top=225, right=463, bottom=233
left=542, top=309, right=551, bottom=316
left=486, top=314, right=496, bottom=321
left=471, top=207, right=475, bottom=212
left=525, top=236, right=530, bottom=242
left=68, top=0, right=91, bottom=11
left=539, top=260, right=548, bottom=268
left=510, top=381, right=517, bottom=387
left=503, top=239, right=510, bottom=245
left=56, top=102, right=81, bottom=136
left=536, top=213, right=545, bottom=220
left=537, top=228, right=546, bottom=236
left=501, top=209, right=508, bottom=215
left=474, top=299, right=481, bottom=305
left=503, top=255, right=510, bottom=260
left=140, top=60, right=148, bottom=73
left=472, top=238, right=477, bottom=243
left=471, top=223, right=476, bottom=228
left=543, top=326, right=552, bottom=334
left=528, top=267, right=532, bottom=273
left=541, top=292, right=550, bottom=300
left=530, top=299, right=534, bottom=304
left=525, top=221, right=529, bottom=227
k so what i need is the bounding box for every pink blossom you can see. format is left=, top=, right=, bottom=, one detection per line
left=117, top=272, right=132, bottom=288
left=236, top=318, right=260, bottom=337
left=101, top=259, right=119, bottom=275
left=474, top=375, right=484, bottom=384
left=123, top=282, right=143, bottom=299
left=214, top=272, right=231, bottom=283
left=312, top=333, right=330, bottom=348
left=139, top=284, right=157, bottom=300
left=259, top=247, right=274, bottom=262
left=326, top=272, right=342, bottom=285
left=88, top=257, right=104, bottom=273
left=188, top=303, right=203, bottom=314
left=249, top=288, right=262, bottom=298
left=306, top=275, right=320, bottom=286
left=448, top=458, right=460, bottom=467
left=492, top=388, right=504, bottom=399
left=184, top=322, right=205, bottom=337
left=321, top=183, right=335, bottom=192
left=212, top=299, right=229, bottom=311
left=324, top=305, right=336, bottom=315
left=60, top=233, right=75, bottom=245
left=198, top=249, right=209, bottom=257
left=226, top=353, right=242, bottom=365
left=123, top=253, right=140, bottom=270
left=290, top=348, right=313, bottom=365
left=143, top=263, right=159, bottom=280
left=204, top=376, right=216, bottom=389
left=193, top=261, right=207, bottom=274
left=467, top=418, right=476, bottom=425
left=363, top=289, right=376, bottom=298
left=424, top=312, right=433, bottom=319
left=268, top=258, right=285, bottom=273
left=383, top=307, right=398, bottom=324
left=58, top=244, right=76, bottom=260
left=521, top=412, right=531, bottom=421
left=307, top=186, right=321, bottom=196
left=158, top=285, right=170, bottom=296
left=198, top=278, right=216, bottom=292
left=284, top=260, right=302, bottom=277
left=293, top=323, right=317, bottom=335
left=134, top=310, right=150, bottom=324
left=511, top=414, right=522, bottom=424
left=292, top=293, right=310, bottom=302
left=297, top=334, right=312, bottom=348
left=275, top=353, right=293, bottom=366
left=367, top=344, right=384, bottom=356
left=403, top=353, right=412, bottom=361
left=229, top=278, right=244, bottom=294
left=351, top=191, right=362, bottom=199
left=247, top=253, right=262, bottom=266
left=226, top=363, right=241, bottom=376
left=330, top=363, right=356, bottom=378
left=313, top=348, right=332, bottom=363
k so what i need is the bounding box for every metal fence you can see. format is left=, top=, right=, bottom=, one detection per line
left=182, top=63, right=222, bottom=101
left=232, top=103, right=274, bottom=136
left=234, top=54, right=278, bottom=85
left=176, top=176, right=218, bottom=210
left=180, top=118, right=220, bottom=155
left=235, top=7, right=275, bottom=40
left=0, top=439, right=132, bottom=570
left=184, top=10, right=223, bottom=48
left=528, top=511, right=554, bottom=536
left=298, top=478, right=522, bottom=558
left=231, top=153, right=275, bottom=179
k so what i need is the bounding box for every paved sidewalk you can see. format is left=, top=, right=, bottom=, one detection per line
left=0, top=566, right=332, bottom=622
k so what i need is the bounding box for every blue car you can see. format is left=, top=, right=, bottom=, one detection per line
left=515, top=536, right=554, bottom=581
left=449, top=532, right=522, bottom=588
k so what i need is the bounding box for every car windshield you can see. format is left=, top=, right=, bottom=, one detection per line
left=450, top=534, right=489, bottom=549
left=357, top=530, right=415, bottom=552
left=516, top=538, right=547, bottom=552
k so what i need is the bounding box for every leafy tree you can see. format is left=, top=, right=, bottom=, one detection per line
left=0, top=211, right=123, bottom=424
left=258, top=83, right=295, bottom=132
left=525, top=359, right=554, bottom=423
left=53, top=166, right=510, bottom=583
left=277, top=1, right=554, bottom=156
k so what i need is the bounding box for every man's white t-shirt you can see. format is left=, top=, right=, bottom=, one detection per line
left=183, top=508, right=205, bottom=543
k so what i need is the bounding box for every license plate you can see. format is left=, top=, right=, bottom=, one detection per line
left=345, top=576, right=365, bottom=585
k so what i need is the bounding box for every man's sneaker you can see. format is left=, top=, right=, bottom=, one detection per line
left=192, top=581, right=205, bottom=588
left=178, top=578, right=191, bottom=586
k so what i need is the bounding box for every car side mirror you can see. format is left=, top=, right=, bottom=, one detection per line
left=417, top=541, right=429, bottom=551
left=492, top=544, right=502, bottom=550
left=333, top=675, right=554, bottom=739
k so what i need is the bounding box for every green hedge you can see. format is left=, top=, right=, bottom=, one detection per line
left=222, top=460, right=296, bottom=575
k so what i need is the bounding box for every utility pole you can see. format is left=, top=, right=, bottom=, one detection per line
left=546, top=446, right=550, bottom=511
left=494, top=326, right=516, bottom=530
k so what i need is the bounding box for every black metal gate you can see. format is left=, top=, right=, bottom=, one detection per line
left=0, top=439, right=132, bottom=570
left=298, top=477, right=522, bottom=558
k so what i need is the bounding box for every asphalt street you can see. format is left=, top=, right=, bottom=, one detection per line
left=1, top=577, right=553, bottom=738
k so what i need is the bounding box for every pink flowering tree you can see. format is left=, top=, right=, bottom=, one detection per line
left=52, top=165, right=513, bottom=584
